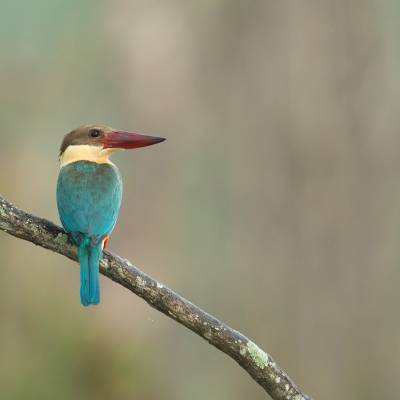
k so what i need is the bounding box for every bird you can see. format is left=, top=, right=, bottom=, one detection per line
left=56, top=124, right=165, bottom=306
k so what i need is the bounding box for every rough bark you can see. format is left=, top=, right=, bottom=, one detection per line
left=0, top=195, right=312, bottom=400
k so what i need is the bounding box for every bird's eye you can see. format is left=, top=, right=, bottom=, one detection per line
left=90, top=129, right=101, bottom=138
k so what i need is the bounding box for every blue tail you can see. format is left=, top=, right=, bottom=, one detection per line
left=78, top=238, right=102, bottom=306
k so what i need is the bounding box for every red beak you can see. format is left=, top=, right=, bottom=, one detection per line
left=102, top=131, right=166, bottom=149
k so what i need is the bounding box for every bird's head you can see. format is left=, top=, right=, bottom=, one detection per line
left=59, top=124, right=165, bottom=166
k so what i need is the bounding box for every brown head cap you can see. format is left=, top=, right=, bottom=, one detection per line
left=59, top=124, right=113, bottom=157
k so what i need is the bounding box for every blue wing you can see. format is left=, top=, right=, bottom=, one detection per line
left=57, top=161, right=123, bottom=240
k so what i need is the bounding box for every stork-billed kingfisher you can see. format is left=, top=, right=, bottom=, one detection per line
left=57, top=124, right=165, bottom=306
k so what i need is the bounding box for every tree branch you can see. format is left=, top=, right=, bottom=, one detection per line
left=0, top=195, right=312, bottom=400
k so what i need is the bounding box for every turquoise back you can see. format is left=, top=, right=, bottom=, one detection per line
left=57, top=161, right=123, bottom=241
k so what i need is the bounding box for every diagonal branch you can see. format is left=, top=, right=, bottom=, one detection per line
left=0, top=195, right=312, bottom=400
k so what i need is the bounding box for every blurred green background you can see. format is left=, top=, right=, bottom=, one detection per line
left=1, top=1, right=400, bottom=399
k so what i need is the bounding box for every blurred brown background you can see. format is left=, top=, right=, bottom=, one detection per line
left=1, top=1, right=400, bottom=399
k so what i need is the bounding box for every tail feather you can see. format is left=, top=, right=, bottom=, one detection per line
left=78, top=238, right=102, bottom=306
left=78, top=239, right=90, bottom=306
left=88, top=245, right=102, bottom=305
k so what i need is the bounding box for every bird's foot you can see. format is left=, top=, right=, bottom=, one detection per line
left=102, top=236, right=110, bottom=249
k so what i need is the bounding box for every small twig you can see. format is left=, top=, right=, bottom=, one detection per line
left=0, top=195, right=312, bottom=400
